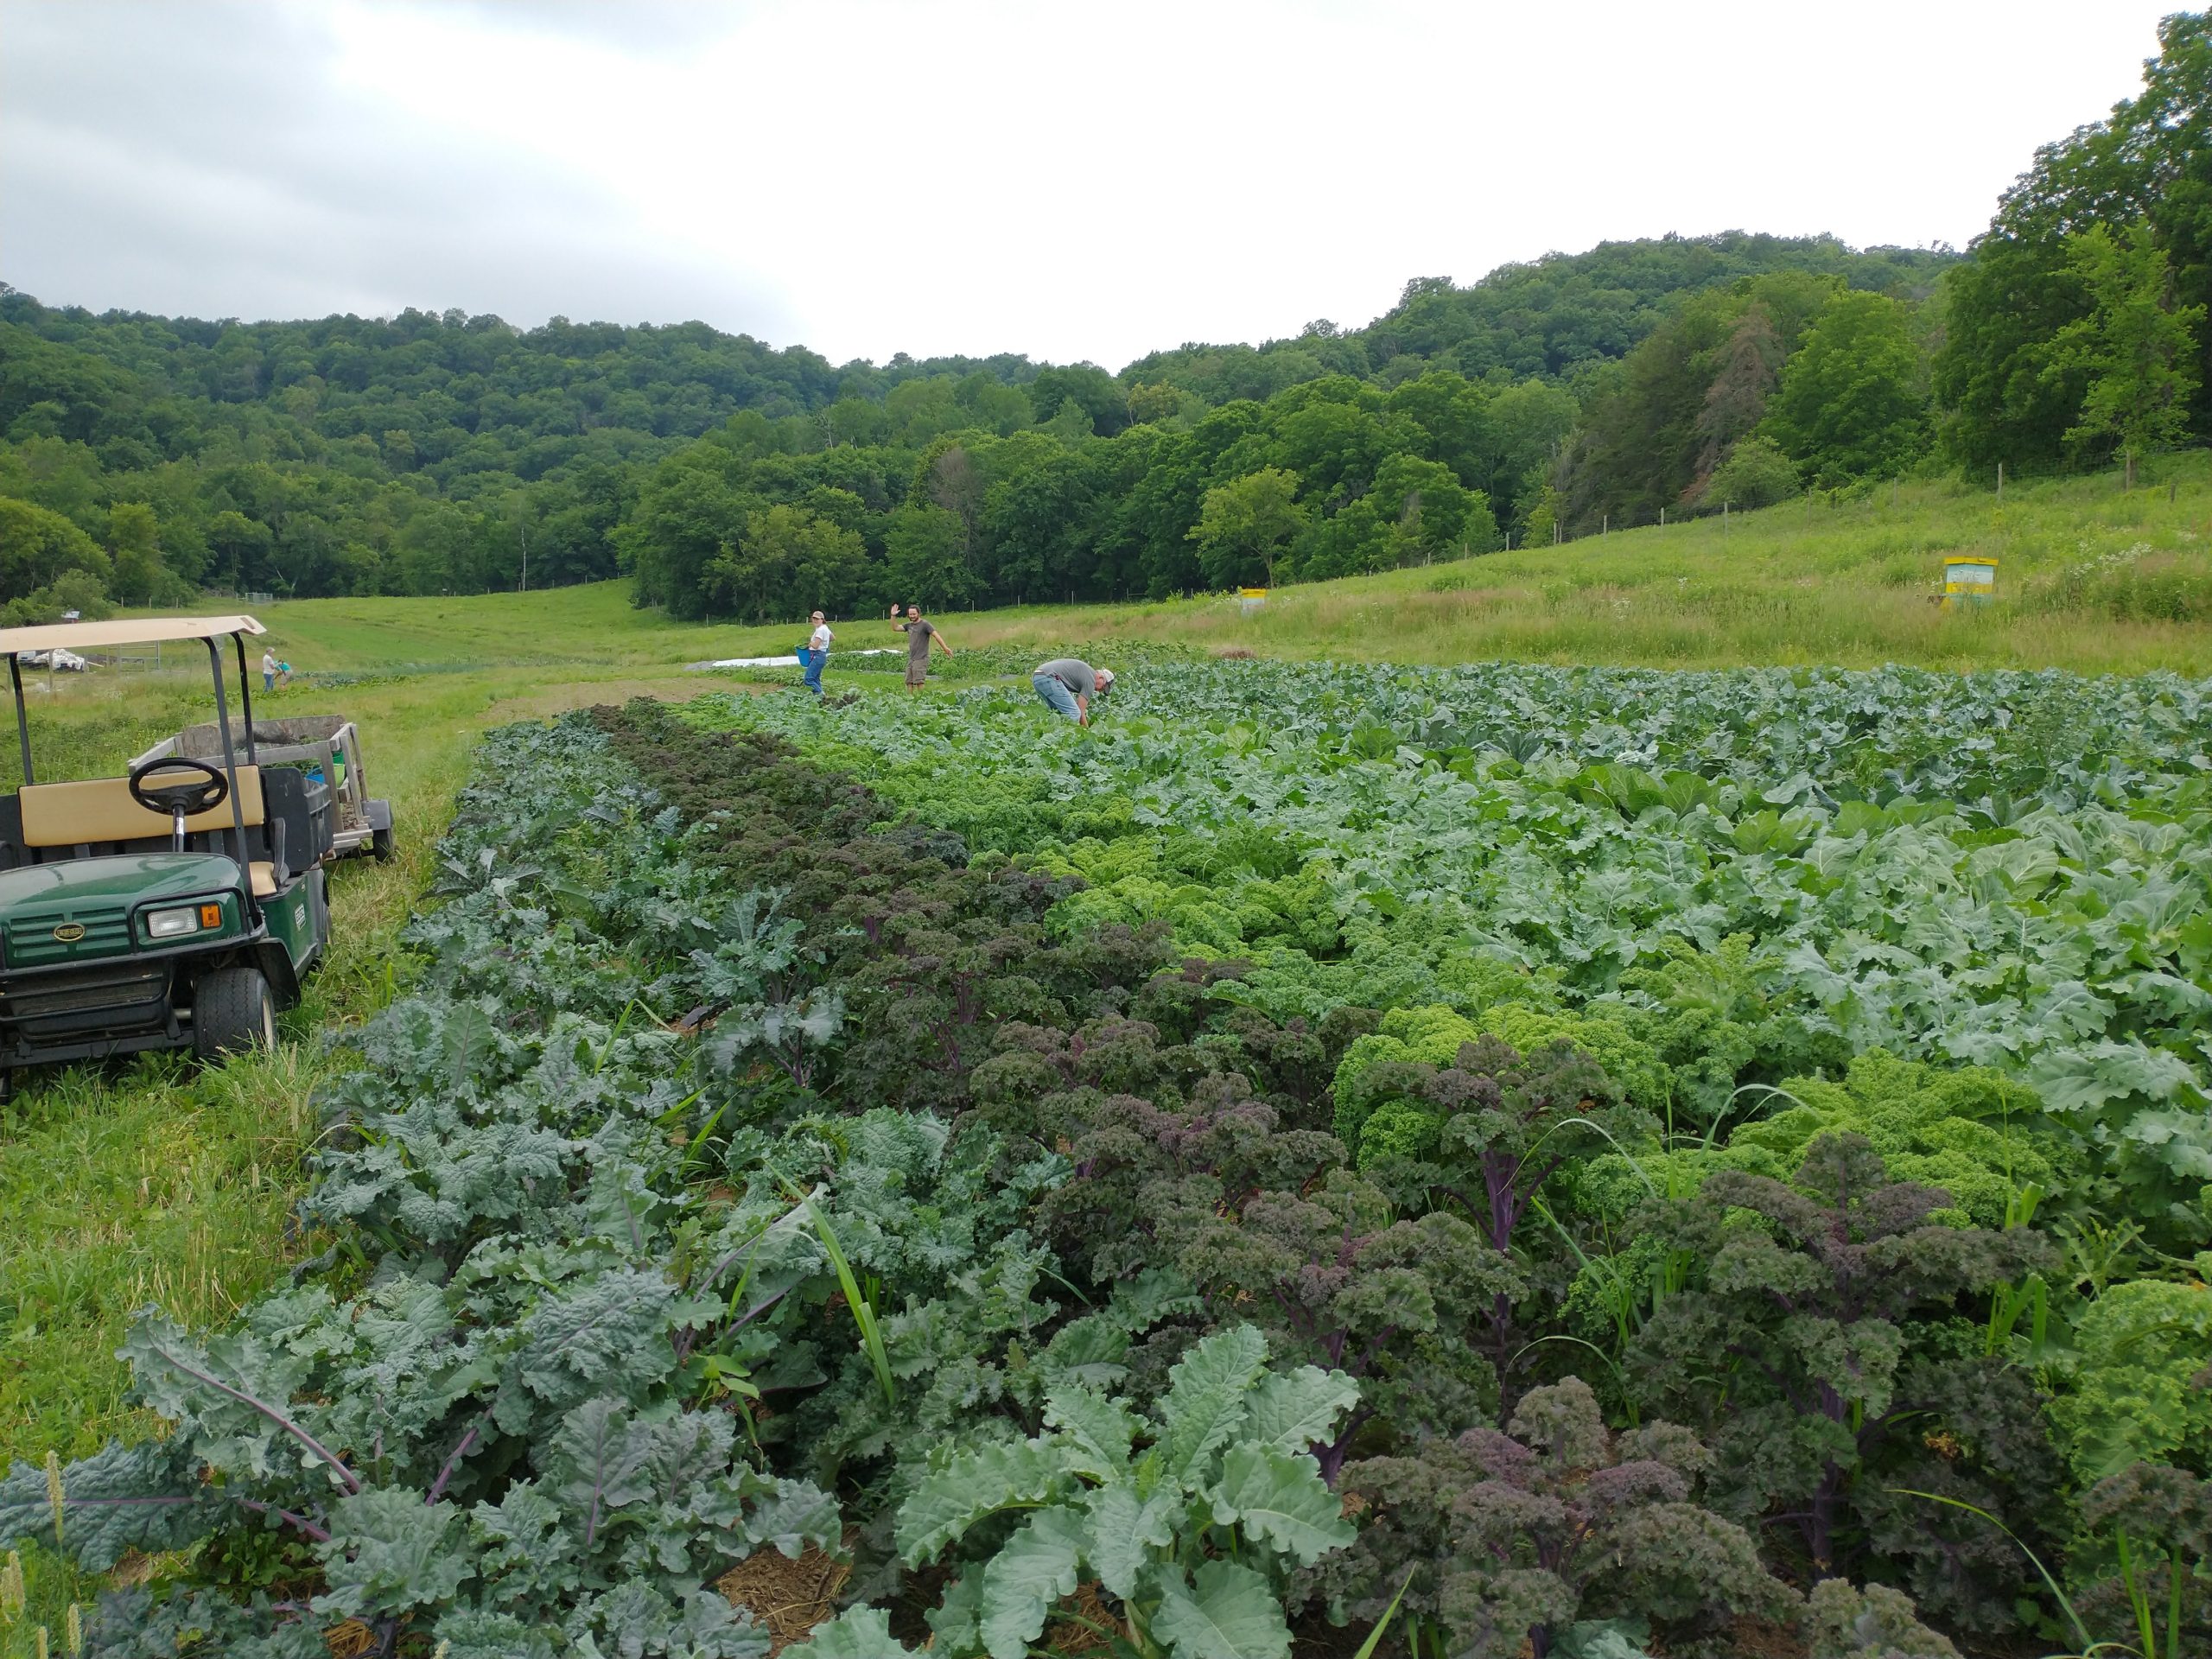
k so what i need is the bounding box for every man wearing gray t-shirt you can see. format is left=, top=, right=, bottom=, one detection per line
left=1033, top=658, right=1115, bottom=726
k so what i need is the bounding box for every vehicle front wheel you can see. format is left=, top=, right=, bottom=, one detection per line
left=194, top=967, right=276, bottom=1060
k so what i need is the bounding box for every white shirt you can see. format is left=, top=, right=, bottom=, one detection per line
left=810, top=623, right=832, bottom=652
left=262, top=652, right=277, bottom=674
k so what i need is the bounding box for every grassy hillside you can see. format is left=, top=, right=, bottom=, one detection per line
left=238, top=458, right=2212, bottom=681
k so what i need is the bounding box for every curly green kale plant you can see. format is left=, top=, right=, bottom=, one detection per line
left=1685, top=1050, right=2063, bottom=1230
left=1334, top=1004, right=1662, bottom=1154
left=2046, top=1274, right=2212, bottom=1482
left=893, top=1325, right=1357, bottom=1659
left=1604, top=932, right=1848, bottom=1126
left=1802, top=1578, right=1961, bottom=1658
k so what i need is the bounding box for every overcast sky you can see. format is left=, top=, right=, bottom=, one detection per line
left=0, top=1, right=2184, bottom=369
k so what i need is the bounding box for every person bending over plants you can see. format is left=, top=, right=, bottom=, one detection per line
left=1033, top=657, right=1114, bottom=725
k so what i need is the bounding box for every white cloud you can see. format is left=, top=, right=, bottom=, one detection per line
left=0, top=0, right=2182, bottom=367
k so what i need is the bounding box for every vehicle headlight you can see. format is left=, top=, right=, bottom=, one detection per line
left=144, top=906, right=201, bottom=939
left=144, top=900, right=226, bottom=941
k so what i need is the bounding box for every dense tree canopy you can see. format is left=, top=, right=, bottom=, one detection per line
left=0, top=232, right=1952, bottom=620
left=1933, top=10, right=2212, bottom=469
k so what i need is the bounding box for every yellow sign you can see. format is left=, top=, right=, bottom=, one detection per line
left=1237, top=588, right=1268, bottom=598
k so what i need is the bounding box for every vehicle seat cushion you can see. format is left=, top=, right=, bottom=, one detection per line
left=18, top=766, right=265, bottom=848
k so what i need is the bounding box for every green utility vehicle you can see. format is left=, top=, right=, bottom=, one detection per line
left=0, top=616, right=334, bottom=1096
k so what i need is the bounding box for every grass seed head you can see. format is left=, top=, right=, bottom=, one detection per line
left=44, top=1451, right=61, bottom=1548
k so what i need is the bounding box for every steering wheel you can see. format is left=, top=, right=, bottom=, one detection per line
left=129, top=757, right=229, bottom=820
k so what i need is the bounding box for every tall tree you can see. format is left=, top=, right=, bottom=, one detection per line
left=1935, top=11, right=2212, bottom=465
left=883, top=502, right=976, bottom=611
left=0, top=495, right=109, bottom=603
left=918, top=441, right=985, bottom=580
left=1557, top=295, right=1737, bottom=530
left=1364, top=454, right=1497, bottom=563
left=105, top=500, right=162, bottom=605
left=698, top=503, right=866, bottom=622
left=2048, top=222, right=2205, bottom=483
left=1688, top=304, right=1783, bottom=494
left=1763, top=292, right=1928, bottom=481
left=1188, top=467, right=1306, bottom=588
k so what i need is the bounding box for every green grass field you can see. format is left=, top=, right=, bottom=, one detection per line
left=2, top=456, right=2209, bottom=1593
left=238, top=459, right=2212, bottom=680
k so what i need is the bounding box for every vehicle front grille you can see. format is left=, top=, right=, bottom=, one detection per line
left=0, top=959, right=171, bottom=1041
left=4, top=905, right=131, bottom=968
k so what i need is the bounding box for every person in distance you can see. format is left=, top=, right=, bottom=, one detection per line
left=801, top=610, right=831, bottom=696
left=1032, top=658, right=1113, bottom=726
left=895, top=604, right=950, bottom=692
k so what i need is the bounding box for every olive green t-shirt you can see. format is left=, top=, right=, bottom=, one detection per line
left=1035, top=658, right=1096, bottom=696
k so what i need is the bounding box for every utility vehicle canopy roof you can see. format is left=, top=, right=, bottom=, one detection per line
left=0, top=615, right=265, bottom=654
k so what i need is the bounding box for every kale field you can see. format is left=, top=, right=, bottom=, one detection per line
left=5, top=657, right=2210, bottom=1658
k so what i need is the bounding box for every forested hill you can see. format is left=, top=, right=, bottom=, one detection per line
left=0, top=231, right=1946, bottom=612
left=1124, top=233, right=1952, bottom=400
left=0, top=231, right=1939, bottom=475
